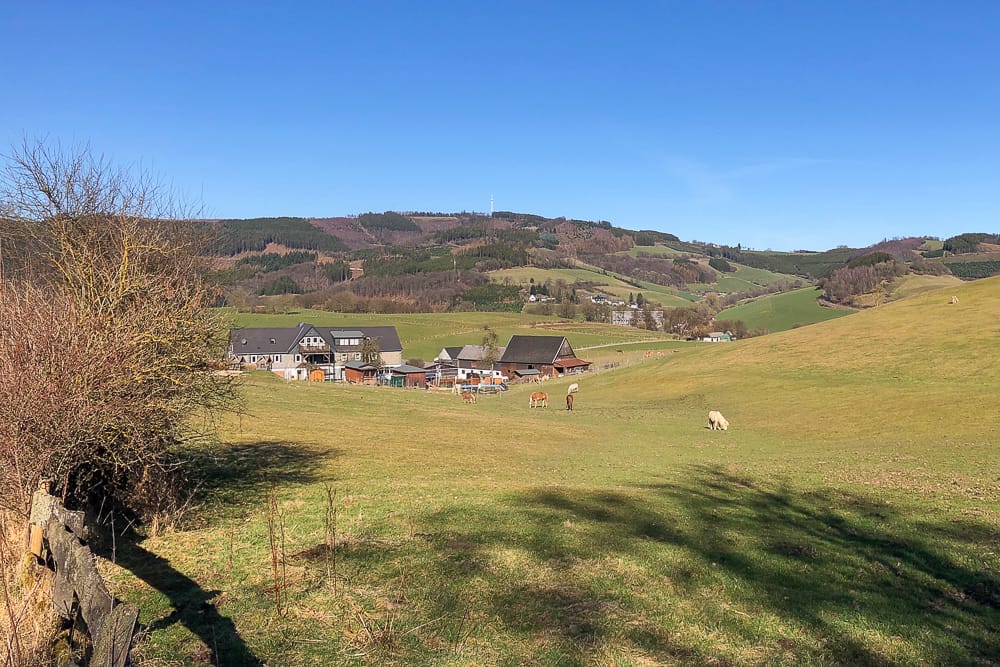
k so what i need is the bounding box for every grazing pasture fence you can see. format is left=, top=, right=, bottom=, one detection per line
left=28, top=487, right=138, bottom=667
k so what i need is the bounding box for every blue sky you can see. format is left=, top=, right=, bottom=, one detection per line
left=2, top=2, right=998, bottom=250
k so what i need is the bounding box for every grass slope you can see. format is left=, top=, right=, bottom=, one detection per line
left=489, top=266, right=694, bottom=306
left=117, top=279, right=999, bottom=666
left=717, top=286, right=855, bottom=332
left=229, top=309, right=676, bottom=361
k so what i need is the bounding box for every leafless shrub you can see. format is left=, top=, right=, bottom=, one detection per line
left=0, top=139, right=240, bottom=522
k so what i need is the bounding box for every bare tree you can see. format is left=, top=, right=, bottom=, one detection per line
left=360, top=336, right=383, bottom=370
left=0, top=140, right=239, bottom=521
left=480, top=326, right=500, bottom=371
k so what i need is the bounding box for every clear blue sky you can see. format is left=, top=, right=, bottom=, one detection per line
left=2, top=2, right=998, bottom=250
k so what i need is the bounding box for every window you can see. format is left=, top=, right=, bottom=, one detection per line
left=241, top=339, right=247, bottom=345
left=295, top=354, right=301, bottom=362
left=354, top=353, right=361, bottom=361
left=269, top=338, right=276, bottom=344
left=250, top=356, right=257, bottom=363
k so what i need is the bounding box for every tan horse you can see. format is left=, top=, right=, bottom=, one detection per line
left=461, top=391, right=477, bottom=404
left=566, top=393, right=574, bottom=411
left=529, top=391, right=548, bottom=408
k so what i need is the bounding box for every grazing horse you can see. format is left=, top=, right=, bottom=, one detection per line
left=566, top=393, right=574, bottom=411
left=461, top=391, right=477, bottom=404
left=567, top=382, right=579, bottom=395
left=529, top=391, right=548, bottom=408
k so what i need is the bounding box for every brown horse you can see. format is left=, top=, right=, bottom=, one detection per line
left=529, top=391, right=548, bottom=408
left=461, top=391, right=477, bottom=404
left=566, top=393, right=574, bottom=411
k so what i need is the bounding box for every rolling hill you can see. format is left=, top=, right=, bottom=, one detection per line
left=716, top=287, right=855, bottom=333
left=118, top=277, right=1000, bottom=666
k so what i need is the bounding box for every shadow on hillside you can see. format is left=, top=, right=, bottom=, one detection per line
left=182, top=439, right=338, bottom=524
left=113, top=539, right=263, bottom=666
left=399, top=466, right=999, bottom=665
left=102, top=441, right=331, bottom=665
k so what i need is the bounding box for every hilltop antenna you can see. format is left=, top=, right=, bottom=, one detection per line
left=490, top=194, right=494, bottom=216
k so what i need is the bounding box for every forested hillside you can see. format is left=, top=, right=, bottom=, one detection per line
left=193, top=212, right=999, bottom=333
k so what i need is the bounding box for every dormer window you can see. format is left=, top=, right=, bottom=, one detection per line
left=270, top=338, right=276, bottom=344
left=241, top=339, right=247, bottom=345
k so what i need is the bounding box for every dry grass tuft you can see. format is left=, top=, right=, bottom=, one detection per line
left=0, top=513, right=58, bottom=667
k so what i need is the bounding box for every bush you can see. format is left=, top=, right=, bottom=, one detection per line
left=708, top=257, right=734, bottom=272
left=0, top=141, right=239, bottom=520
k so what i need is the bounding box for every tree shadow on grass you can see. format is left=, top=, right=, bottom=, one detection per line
left=105, top=440, right=335, bottom=666
left=404, top=465, right=999, bottom=665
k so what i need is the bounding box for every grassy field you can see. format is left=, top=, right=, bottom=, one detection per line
left=489, top=266, right=695, bottom=307
left=716, top=287, right=856, bottom=333
left=619, top=245, right=688, bottom=257
left=114, top=279, right=1000, bottom=666
left=687, top=263, right=798, bottom=293
left=229, top=309, right=678, bottom=362
left=887, top=274, right=963, bottom=302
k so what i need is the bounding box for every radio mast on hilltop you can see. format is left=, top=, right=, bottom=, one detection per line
left=490, top=194, right=494, bottom=216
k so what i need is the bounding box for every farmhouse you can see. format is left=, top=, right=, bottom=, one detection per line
left=456, top=344, right=506, bottom=372
left=228, top=323, right=402, bottom=381
left=498, top=335, right=591, bottom=378
left=703, top=331, right=734, bottom=342
left=435, top=346, right=463, bottom=364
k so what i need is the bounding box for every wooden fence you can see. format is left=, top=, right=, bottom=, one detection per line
left=28, top=488, right=138, bottom=667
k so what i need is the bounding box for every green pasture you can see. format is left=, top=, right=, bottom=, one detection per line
left=115, top=278, right=999, bottom=666
left=940, top=250, right=1000, bottom=263
left=489, top=265, right=695, bottom=307
left=687, top=264, right=798, bottom=294
left=229, top=309, right=676, bottom=361
left=887, top=273, right=963, bottom=302
left=717, top=287, right=855, bottom=333
left=619, top=244, right=688, bottom=257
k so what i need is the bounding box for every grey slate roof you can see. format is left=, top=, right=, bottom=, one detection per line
left=499, top=335, right=572, bottom=365
left=229, top=323, right=403, bottom=355
left=328, top=330, right=365, bottom=338
left=319, top=326, right=402, bottom=352
left=457, top=344, right=506, bottom=361
left=230, top=323, right=312, bottom=355
left=391, top=364, right=426, bottom=374
left=344, top=360, right=376, bottom=371
left=439, top=346, right=463, bottom=360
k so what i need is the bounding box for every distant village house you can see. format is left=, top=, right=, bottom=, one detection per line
left=228, top=323, right=403, bottom=381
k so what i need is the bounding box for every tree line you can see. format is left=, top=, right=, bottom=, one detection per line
left=211, top=217, right=347, bottom=254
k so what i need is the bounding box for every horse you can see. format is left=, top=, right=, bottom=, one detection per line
left=461, top=391, right=477, bottom=404
left=566, top=393, right=574, bottom=411
left=529, top=391, right=548, bottom=408
left=567, top=382, right=579, bottom=395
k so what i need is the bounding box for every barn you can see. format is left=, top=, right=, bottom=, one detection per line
left=343, top=360, right=379, bottom=385
left=388, top=364, right=427, bottom=388
left=498, top=335, right=591, bottom=378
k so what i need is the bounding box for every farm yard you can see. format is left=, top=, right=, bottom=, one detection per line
left=108, top=279, right=1000, bottom=666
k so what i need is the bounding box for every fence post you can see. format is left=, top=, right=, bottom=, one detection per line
left=29, top=488, right=139, bottom=667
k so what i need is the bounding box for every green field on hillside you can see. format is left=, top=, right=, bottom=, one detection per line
left=229, top=309, right=677, bottom=361
left=887, top=273, right=963, bottom=301
left=489, top=266, right=694, bottom=307
left=717, top=287, right=855, bottom=332
left=687, top=263, right=798, bottom=293
left=116, top=279, right=1000, bottom=666
left=620, top=244, right=688, bottom=257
